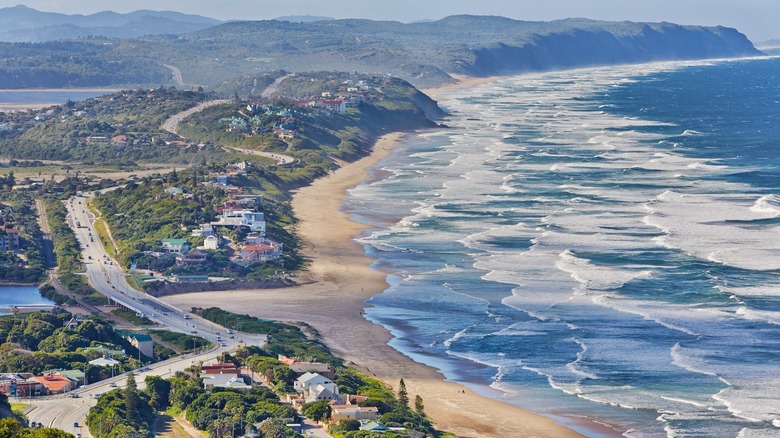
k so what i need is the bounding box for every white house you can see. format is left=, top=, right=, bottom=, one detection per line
left=203, top=235, right=220, bottom=250
left=191, top=223, right=215, bottom=237
left=294, top=372, right=333, bottom=392
left=294, top=372, right=340, bottom=402
left=202, top=374, right=251, bottom=390
left=161, top=238, right=189, bottom=253
left=314, top=100, right=346, bottom=113
left=211, top=210, right=265, bottom=233
left=305, top=383, right=341, bottom=403
left=89, top=357, right=121, bottom=367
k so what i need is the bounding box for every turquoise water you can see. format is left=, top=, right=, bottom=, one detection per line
left=348, top=57, right=780, bottom=437
left=0, top=285, right=54, bottom=312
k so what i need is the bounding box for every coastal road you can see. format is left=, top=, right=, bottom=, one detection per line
left=161, top=99, right=231, bottom=135
left=260, top=73, right=294, bottom=98
left=64, top=192, right=267, bottom=348
left=161, top=97, right=296, bottom=165
left=27, top=346, right=232, bottom=437
left=25, top=193, right=267, bottom=434
left=229, top=146, right=295, bottom=165
left=163, top=64, right=185, bottom=87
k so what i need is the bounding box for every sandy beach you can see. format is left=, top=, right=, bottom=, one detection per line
left=0, top=102, right=60, bottom=112
left=163, top=119, right=588, bottom=437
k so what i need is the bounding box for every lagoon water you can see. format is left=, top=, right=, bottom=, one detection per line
left=348, top=57, right=780, bottom=437
left=0, top=286, right=54, bottom=312
left=0, top=90, right=109, bottom=106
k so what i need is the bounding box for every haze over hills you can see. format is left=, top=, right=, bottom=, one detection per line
left=273, top=15, right=335, bottom=23
left=0, top=5, right=221, bottom=42
left=0, top=7, right=764, bottom=90
left=147, top=15, right=765, bottom=88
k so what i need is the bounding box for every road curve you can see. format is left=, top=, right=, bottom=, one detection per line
left=229, top=146, right=295, bottom=165
left=162, top=98, right=295, bottom=165
left=25, top=192, right=267, bottom=436
left=161, top=99, right=231, bottom=136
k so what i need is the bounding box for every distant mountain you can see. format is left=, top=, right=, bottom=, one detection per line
left=273, top=15, right=334, bottom=23
left=168, top=15, right=762, bottom=88
left=0, top=14, right=764, bottom=90
left=0, top=5, right=221, bottom=42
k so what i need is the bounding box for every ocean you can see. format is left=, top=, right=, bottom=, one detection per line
left=347, top=57, right=780, bottom=437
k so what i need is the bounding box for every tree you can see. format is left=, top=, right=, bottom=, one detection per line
left=144, top=375, right=171, bottom=410
left=301, top=400, right=331, bottom=423
left=414, top=394, right=425, bottom=415
left=397, top=378, right=409, bottom=410
left=125, top=372, right=141, bottom=424
left=336, top=419, right=360, bottom=432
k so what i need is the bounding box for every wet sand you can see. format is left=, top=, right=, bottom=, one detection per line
left=163, top=127, right=585, bottom=437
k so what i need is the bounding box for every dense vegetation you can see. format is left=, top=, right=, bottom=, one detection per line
left=176, top=374, right=298, bottom=438
left=0, top=417, right=72, bottom=438
left=86, top=373, right=155, bottom=438
left=196, top=307, right=338, bottom=367
left=92, top=168, right=224, bottom=265
left=0, top=40, right=168, bottom=88
left=179, top=73, right=440, bottom=173
left=0, top=88, right=228, bottom=165
left=0, top=192, right=47, bottom=284
left=0, top=310, right=144, bottom=377
left=197, top=308, right=440, bottom=436
left=85, top=73, right=438, bottom=281
left=0, top=15, right=763, bottom=90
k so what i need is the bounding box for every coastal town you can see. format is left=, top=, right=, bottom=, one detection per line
left=2, top=2, right=775, bottom=437
left=0, top=68, right=456, bottom=438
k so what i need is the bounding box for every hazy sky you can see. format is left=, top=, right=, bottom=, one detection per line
left=5, top=0, right=779, bottom=42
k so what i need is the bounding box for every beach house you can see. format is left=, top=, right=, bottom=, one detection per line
left=211, top=209, right=265, bottom=233
left=161, top=238, right=189, bottom=253
left=330, top=404, right=379, bottom=422
left=175, top=249, right=208, bottom=266
left=120, top=332, right=154, bottom=359
left=294, top=372, right=341, bottom=403
left=202, top=374, right=251, bottom=390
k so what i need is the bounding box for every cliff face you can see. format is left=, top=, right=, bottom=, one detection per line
left=461, top=20, right=762, bottom=76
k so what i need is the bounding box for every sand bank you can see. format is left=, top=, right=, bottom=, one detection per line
left=0, top=103, right=60, bottom=112
left=163, top=129, right=588, bottom=437
left=425, top=74, right=510, bottom=101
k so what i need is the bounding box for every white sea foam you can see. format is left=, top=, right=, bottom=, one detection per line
left=355, top=57, right=780, bottom=437
left=750, top=194, right=780, bottom=215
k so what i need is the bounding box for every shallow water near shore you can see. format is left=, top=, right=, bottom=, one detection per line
left=0, top=285, right=55, bottom=314
left=348, top=57, right=780, bottom=437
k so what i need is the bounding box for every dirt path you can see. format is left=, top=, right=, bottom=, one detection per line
left=153, top=414, right=204, bottom=438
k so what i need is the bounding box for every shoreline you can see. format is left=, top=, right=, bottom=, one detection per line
left=162, top=127, right=588, bottom=436
left=0, top=87, right=121, bottom=112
